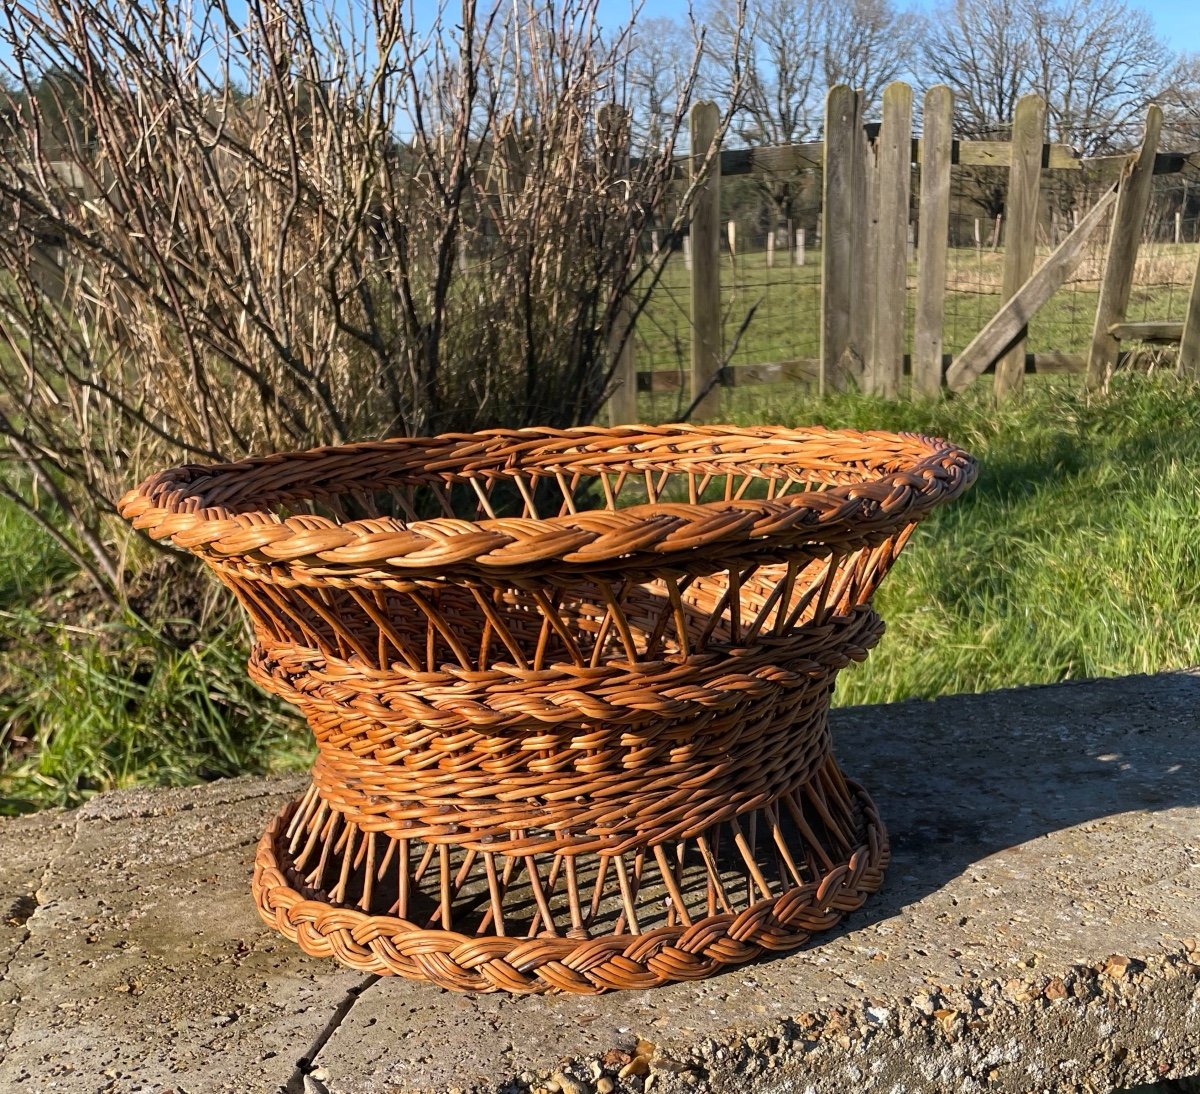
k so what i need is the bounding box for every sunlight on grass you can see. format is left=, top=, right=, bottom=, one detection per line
left=688, top=372, right=1200, bottom=707
left=0, top=497, right=311, bottom=814
left=0, top=612, right=311, bottom=815
left=635, top=244, right=1199, bottom=372
left=0, top=493, right=74, bottom=609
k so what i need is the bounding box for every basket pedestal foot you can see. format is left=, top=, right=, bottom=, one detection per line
left=251, top=757, right=890, bottom=994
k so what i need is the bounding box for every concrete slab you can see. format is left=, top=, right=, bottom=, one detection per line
left=0, top=671, right=1198, bottom=1094
left=0, top=775, right=367, bottom=1093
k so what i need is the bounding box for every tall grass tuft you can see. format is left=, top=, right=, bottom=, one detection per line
left=0, top=610, right=307, bottom=815
left=0, top=492, right=306, bottom=815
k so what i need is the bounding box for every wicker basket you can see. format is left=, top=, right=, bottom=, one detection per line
left=119, top=425, right=975, bottom=994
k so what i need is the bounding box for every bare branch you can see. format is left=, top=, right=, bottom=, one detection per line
left=0, top=0, right=711, bottom=606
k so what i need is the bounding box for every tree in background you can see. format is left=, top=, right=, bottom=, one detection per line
left=625, top=16, right=706, bottom=146
left=694, top=0, right=914, bottom=228
left=1158, top=54, right=1200, bottom=236
left=918, top=0, right=1168, bottom=218
left=1025, top=0, right=1163, bottom=154
left=820, top=0, right=917, bottom=113
left=631, top=0, right=1182, bottom=226
left=701, top=0, right=913, bottom=145
left=703, top=0, right=824, bottom=147
left=917, top=0, right=1036, bottom=218
left=1161, top=53, right=1200, bottom=147
left=918, top=0, right=1030, bottom=140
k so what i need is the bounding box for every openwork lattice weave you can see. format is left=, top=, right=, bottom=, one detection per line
left=119, top=425, right=975, bottom=994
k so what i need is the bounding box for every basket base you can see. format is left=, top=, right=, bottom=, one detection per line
left=251, top=767, right=889, bottom=994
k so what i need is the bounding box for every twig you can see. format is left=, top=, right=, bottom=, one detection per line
left=678, top=296, right=762, bottom=421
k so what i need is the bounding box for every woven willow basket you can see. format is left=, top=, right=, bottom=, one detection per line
left=120, top=425, right=975, bottom=994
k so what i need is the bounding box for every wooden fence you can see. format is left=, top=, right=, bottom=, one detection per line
left=609, top=82, right=1200, bottom=422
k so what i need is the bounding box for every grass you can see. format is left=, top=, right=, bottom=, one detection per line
left=674, top=372, right=1200, bottom=708
left=0, top=491, right=75, bottom=607
left=2, top=371, right=1199, bottom=811
left=0, top=509, right=310, bottom=814
left=0, top=618, right=311, bottom=814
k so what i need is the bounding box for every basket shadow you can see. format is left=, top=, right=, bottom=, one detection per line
left=745, top=667, right=1200, bottom=970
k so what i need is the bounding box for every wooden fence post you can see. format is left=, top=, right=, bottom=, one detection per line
left=1086, top=104, right=1163, bottom=389
left=820, top=85, right=858, bottom=395
left=870, top=81, right=912, bottom=398
left=598, top=104, right=638, bottom=426
left=690, top=101, right=722, bottom=420
left=851, top=92, right=875, bottom=391
left=994, top=93, right=1046, bottom=401
left=1179, top=241, right=1200, bottom=377
left=914, top=84, right=953, bottom=398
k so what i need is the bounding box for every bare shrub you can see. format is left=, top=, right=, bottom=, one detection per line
left=0, top=0, right=733, bottom=607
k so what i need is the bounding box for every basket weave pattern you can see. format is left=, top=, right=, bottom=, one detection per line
left=120, top=425, right=975, bottom=994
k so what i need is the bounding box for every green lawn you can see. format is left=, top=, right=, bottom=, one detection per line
left=675, top=374, right=1200, bottom=708
left=0, top=508, right=309, bottom=815
left=2, top=371, right=1200, bottom=811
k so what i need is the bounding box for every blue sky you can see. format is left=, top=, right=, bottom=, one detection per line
left=610, top=0, right=1200, bottom=53
left=4, top=0, right=1194, bottom=82
left=1136, top=0, right=1200, bottom=48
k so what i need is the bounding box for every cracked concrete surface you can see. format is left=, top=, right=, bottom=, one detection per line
left=0, top=670, right=1198, bottom=1093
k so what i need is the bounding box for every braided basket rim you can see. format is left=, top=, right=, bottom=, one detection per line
left=117, top=424, right=976, bottom=580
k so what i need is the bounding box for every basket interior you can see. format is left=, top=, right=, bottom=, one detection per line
left=166, top=429, right=957, bottom=675
left=240, top=554, right=901, bottom=678
left=198, top=428, right=930, bottom=527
